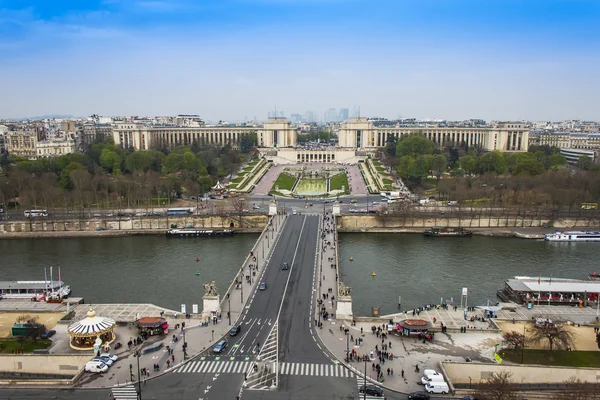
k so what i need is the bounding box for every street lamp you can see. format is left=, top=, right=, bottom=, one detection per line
left=134, top=350, right=142, bottom=400
left=345, top=329, right=350, bottom=362
left=520, top=326, right=527, bottom=364
left=228, top=293, right=231, bottom=325
left=211, top=329, right=214, bottom=341
left=240, top=272, right=244, bottom=304
left=363, top=356, right=367, bottom=400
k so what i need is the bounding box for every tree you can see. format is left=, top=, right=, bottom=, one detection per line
left=474, top=370, right=519, bottom=400
left=548, top=154, right=567, bottom=170
left=529, top=320, right=575, bottom=351
left=59, top=162, right=86, bottom=190
left=430, top=154, right=447, bottom=186
left=553, top=377, right=600, bottom=400
left=240, top=131, right=258, bottom=153
left=478, top=151, right=507, bottom=174
left=576, top=156, right=593, bottom=171
left=501, top=330, right=529, bottom=349
left=99, top=149, right=122, bottom=173
left=459, top=155, right=477, bottom=176
left=384, top=136, right=397, bottom=158
left=396, top=135, right=435, bottom=157
left=514, top=159, right=545, bottom=176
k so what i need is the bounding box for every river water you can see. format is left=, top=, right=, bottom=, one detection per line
left=1, top=234, right=598, bottom=316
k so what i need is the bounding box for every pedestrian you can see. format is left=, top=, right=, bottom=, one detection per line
left=361, top=327, right=363, bottom=334
left=387, top=368, right=390, bottom=376
left=372, top=363, right=375, bottom=370
left=172, top=354, right=175, bottom=363
left=390, top=368, right=393, bottom=376
left=167, top=360, right=170, bottom=368
left=401, top=369, right=404, bottom=378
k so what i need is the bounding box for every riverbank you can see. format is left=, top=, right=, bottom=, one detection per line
left=0, top=228, right=263, bottom=239
left=336, top=226, right=548, bottom=238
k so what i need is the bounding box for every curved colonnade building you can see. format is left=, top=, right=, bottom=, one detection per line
left=112, top=117, right=528, bottom=158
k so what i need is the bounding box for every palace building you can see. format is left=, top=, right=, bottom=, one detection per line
left=338, top=118, right=529, bottom=152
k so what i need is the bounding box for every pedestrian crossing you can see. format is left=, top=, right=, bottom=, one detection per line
left=279, top=362, right=354, bottom=378
left=173, top=360, right=355, bottom=378
left=111, top=384, right=137, bottom=399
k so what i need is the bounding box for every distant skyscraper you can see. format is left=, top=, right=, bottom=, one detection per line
left=339, top=108, right=349, bottom=121
left=290, top=113, right=303, bottom=123
left=304, top=111, right=315, bottom=123
left=326, top=108, right=338, bottom=123
left=351, top=105, right=361, bottom=118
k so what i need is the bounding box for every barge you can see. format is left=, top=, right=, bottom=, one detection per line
left=166, top=229, right=235, bottom=238
left=424, top=227, right=472, bottom=237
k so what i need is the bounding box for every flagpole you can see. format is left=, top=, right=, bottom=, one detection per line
left=548, top=275, right=552, bottom=306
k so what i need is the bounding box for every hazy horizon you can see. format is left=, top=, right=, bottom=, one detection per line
left=1, top=0, right=599, bottom=121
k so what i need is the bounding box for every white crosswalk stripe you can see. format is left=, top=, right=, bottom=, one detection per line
left=173, top=360, right=354, bottom=377
left=111, top=385, right=138, bottom=399
left=355, top=375, right=385, bottom=399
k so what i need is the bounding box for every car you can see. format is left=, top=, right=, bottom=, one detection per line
left=359, top=384, right=384, bottom=397
left=93, top=213, right=102, bottom=217
left=462, top=396, right=477, bottom=400
left=253, top=205, right=260, bottom=209
left=408, top=391, right=430, bottom=400
left=372, top=201, right=380, bottom=205
left=351, top=199, right=358, bottom=203
left=281, top=262, right=289, bottom=270
left=213, top=339, right=228, bottom=353
left=40, top=330, right=56, bottom=339
left=259, top=282, right=267, bottom=290
left=229, top=325, right=241, bottom=336
left=242, top=209, right=249, bottom=212
left=99, top=353, right=118, bottom=362
left=104, top=213, right=114, bottom=217
left=135, top=212, right=147, bottom=217
left=85, top=361, right=108, bottom=373
left=93, top=357, right=114, bottom=367
left=292, top=210, right=297, bottom=215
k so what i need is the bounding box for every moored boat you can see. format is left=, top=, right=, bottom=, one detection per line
left=545, top=230, right=600, bottom=242
left=166, top=229, right=235, bottom=238
left=0, top=280, right=70, bottom=299
left=589, top=272, right=600, bottom=281
left=424, top=227, right=472, bottom=237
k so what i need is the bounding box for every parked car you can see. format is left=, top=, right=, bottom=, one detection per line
left=84, top=361, right=108, bottom=373
left=358, top=384, right=384, bottom=397
left=229, top=325, right=241, bottom=336
left=425, top=382, right=449, bottom=394
left=99, top=353, right=118, bottom=362
left=259, top=282, right=267, bottom=290
left=93, top=357, right=114, bottom=367
left=40, top=330, right=56, bottom=339
left=408, top=392, right=430, bottom=400
left=213, top=339, right=228, bottom=353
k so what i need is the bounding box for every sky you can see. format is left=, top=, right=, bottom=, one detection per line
left=0, top=0, right=599, bottom=122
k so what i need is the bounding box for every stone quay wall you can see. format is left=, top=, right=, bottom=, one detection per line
left=338, top=215, right=600, bottom=232
left=0, top=215, right=269, bottom=237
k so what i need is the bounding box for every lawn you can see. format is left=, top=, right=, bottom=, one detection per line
left=501, top=348, right=600, bottom=368
left=329, top=173, right=349, bottom=192
left=0, top=338, right=52, bottom=354
left=270, top=173, right=297, bottom=192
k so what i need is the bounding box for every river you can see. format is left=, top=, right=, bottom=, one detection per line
left=1, top=233, right=598, bottom=316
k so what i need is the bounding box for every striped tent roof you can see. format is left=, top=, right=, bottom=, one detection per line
left=68, top=308, right=115, bottom=337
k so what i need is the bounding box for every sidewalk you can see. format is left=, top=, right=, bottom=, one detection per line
left=78, top=213, right=288, bottom=389
left=313, top=217, right=503, bottom=395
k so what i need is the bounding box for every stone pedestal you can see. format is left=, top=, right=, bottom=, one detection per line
left=269, top=200, right=277, bottom=216
left=202, top=295, right=221, bottom=322
left=336, top=298, right=353, bottom=320
left=332, top=201, right=341, bottom=216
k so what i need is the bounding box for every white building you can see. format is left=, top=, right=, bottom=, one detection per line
left=36, top=138, right=76, bottom=158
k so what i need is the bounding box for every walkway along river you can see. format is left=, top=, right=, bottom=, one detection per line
left=1, top=233, right=598, bottom=316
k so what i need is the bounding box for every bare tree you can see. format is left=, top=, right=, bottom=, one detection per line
left=501, top=330, right=529, bottom=349
left=474, top=370, right=519, bottom=400
left=553, top=377, right=600, bottom=400
left=229, top=196, right=248, bottom=228
left=529, top=320, right=575, bottom=351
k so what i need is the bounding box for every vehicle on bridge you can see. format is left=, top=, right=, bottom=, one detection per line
left=24, top=209, right=49, bottom=218
left=229, top=325, right=241, bottom=336
left=166, top=207, right=193, bottom=216
left=259, top=282, right=267, bottom=290
left=358, top=384, right=384, bottom=397
left=281, top=262, right=289, bottom=270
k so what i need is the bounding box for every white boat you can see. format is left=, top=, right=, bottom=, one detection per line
left=0, top=280, right=69, bottom=299
left=544, top=231, right=600, bottom=242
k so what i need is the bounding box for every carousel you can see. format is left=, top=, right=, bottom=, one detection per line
left=396, top=319, right=430, bottom=337
left=67, top=308, right=116, bottom=350
left=136, top=317, right=168, bottom=338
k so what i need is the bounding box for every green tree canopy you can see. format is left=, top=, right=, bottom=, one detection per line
left=478, top=151, right=507, bottom=174
left=59, top=162, right=86, bottom=190
left=99, top=149, right=122, bottom=173
left=396, top=135, right=435, bottom=157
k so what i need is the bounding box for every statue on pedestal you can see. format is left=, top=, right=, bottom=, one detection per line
left=338, top=282, right=352, bottom=298
left=203, top=281, right=218, bottom=297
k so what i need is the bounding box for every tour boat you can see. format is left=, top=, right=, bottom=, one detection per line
left=424, top=227, right=472, bottom=237
left=0, top=280, right=70, bottom=299
left=544, top=231, right=600, bottom=242
left=166, top=229, right=235, bottom=238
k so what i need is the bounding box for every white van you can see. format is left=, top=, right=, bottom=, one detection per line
left=421, top=373, right=445, bottom=385
left=425, top=381, right=449, bottom=394
left=85, top=361, right=108, bottom=373
left=422, top=369, right=439, bottom=379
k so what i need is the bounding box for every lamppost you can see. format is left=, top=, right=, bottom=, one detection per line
left=520, top=326, right=527, bottom=364
left=240, top=272, right=244, bottom=303
left=183, top=327, right=187, bottom=359
left=134, top=350, right=142, bottom=400
left=228, top=293, right=231, bottom=325
left=211, top=329, right=214, bottom=341
left=345, top=329, right=350, bottom=362
left=363, top=356, right=367, bottom=400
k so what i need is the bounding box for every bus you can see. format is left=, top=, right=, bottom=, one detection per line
left=166, top=208, right=193, bottom=216
left=580, top=203, right=598, bottom=210
left=24, top=209, right=49, bottom=218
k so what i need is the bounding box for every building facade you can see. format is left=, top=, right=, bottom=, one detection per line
left=338, top=118, right=529, bottom=152
left=36, top=139, right=76, bottom=158
left=112, top=118, right=297, bottom=151
left=5, top=127, right=42, bottom=159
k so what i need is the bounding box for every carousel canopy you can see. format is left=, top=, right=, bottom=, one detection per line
left=212, top=181, right=226, bottom=190
left=137, top=317, right=168, bottom=328
left=68, top=308, right=115, bottom=336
